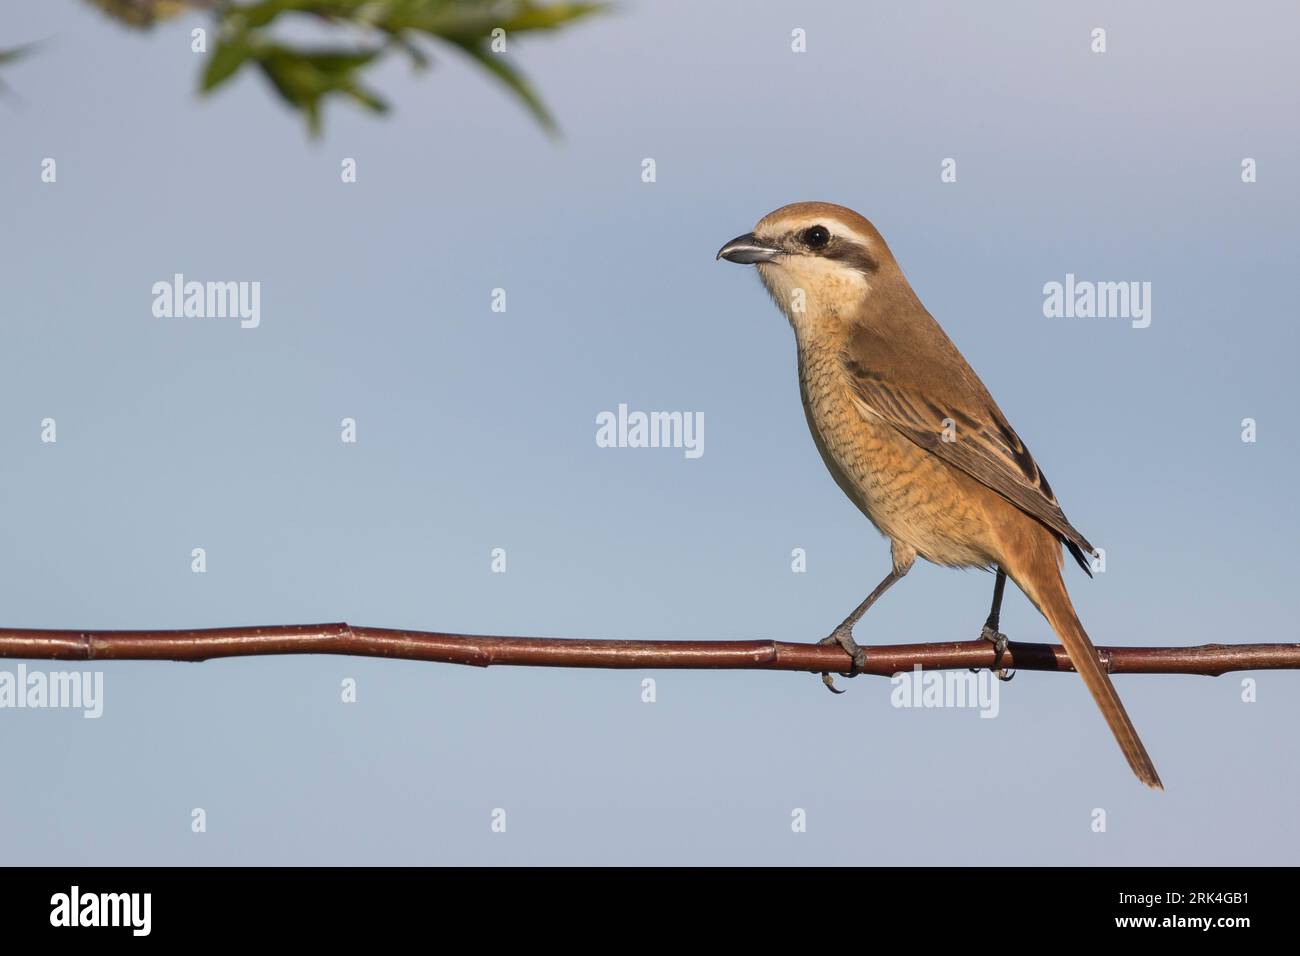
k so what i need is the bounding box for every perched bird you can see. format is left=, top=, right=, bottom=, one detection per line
left=717, top=202, right=1161, bottom=788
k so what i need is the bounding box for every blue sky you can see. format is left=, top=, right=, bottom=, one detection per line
left=1, top=0, right=1297, bottom=864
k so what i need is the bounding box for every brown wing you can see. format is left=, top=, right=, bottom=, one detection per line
left=839, top=323, right=1095, bottom=572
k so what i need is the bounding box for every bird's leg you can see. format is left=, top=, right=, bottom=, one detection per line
left=819, top=565, right=908, bottom=694
left=972, top=567, right=1015, bottom=681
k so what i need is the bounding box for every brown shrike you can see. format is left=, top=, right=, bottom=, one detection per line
left=717, top=202, right=1161, bottom=788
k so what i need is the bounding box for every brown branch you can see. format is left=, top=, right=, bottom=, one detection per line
left=1, top=623, right=1297, bottom=677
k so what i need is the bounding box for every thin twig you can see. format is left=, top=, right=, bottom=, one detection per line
left=1, top=624, right=1297, bottom=677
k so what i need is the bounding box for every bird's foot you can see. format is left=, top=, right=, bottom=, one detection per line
left=972, top=624, right=1015, bottom=681
left=817, top=626, right=868, bottom=694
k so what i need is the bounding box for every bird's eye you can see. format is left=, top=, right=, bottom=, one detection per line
left=803, top=225, right=830, bottom=249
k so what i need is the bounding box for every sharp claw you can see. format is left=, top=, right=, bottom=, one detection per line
left=975, top=625, right=1017, bottom=680
left=818, top=628, right=866, bottom=691
left=821, top=672, right=845, bottom=694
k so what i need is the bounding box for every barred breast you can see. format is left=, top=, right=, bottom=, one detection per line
left=795, top=341, right=998, bottom=569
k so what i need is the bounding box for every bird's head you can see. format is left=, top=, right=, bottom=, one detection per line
left=716, top=202, right=897, bottom=327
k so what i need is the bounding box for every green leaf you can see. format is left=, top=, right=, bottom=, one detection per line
left=201, top=36, right=254, bottom=91
left=237, top=0, right=335, bottom=30
left=403, top=2, right=605, bottom=133
left=443, top=36, right=556, bottom=134
left=496, top=2, right=605, bottom=32
left=200, top=1, right=607, bottom=136
left=84, top=0, right=193, bottom=29
left=0, top=43, right=36, bottom=67
left=383, top=1, right=603, bottom=36
left=253, top=45, right=388, bottom=136
left=0, top=42, right=37, bottom=96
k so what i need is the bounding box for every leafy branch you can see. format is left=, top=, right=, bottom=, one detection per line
left=12, top=1, right=605, bottom=136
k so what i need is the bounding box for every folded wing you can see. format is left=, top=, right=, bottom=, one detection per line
left=839, top=324, right=1095, bottom=573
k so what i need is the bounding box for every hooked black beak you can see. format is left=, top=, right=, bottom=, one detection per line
left=716, top=233, right=782, bottom=264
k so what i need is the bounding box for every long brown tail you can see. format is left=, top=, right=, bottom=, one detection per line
left=1020, top=564, right=1163, bottom=789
